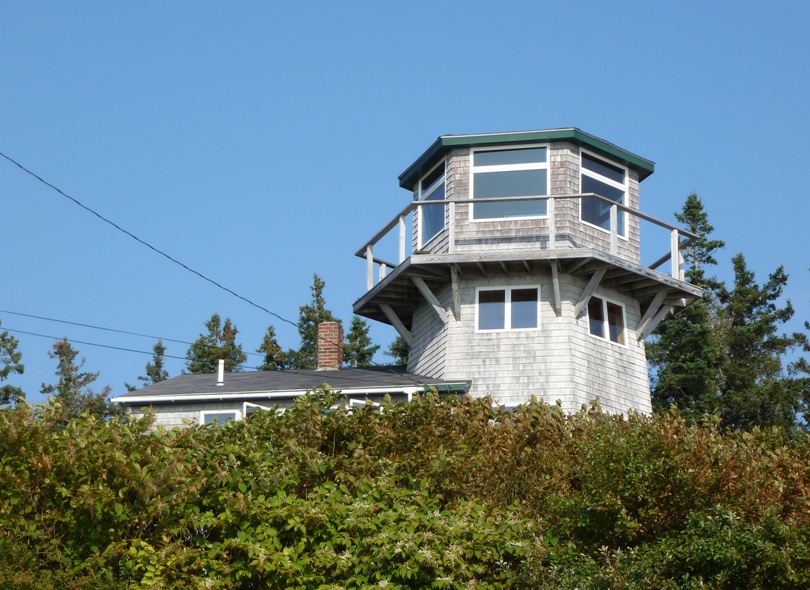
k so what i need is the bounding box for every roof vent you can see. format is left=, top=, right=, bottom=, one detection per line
left=216, top=359, right=225, bottom=386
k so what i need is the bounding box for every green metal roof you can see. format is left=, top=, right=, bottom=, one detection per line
left=398, top=128, right=655, bottom=190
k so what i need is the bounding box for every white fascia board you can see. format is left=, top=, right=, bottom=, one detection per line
left=111, top=385, right=428, bottom=405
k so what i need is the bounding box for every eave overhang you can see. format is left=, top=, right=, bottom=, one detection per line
left=398, top=128, right=655, bottom=190
left=353, top=249, right=702, bottom=330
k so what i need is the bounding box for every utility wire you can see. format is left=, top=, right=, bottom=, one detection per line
left=0, top=151, right=297, bottom=331
left=1, top=151, right=430, bottom=387
left=0, top=308, right=265, bottom=358
left=3, top=327, right=262, bottom=371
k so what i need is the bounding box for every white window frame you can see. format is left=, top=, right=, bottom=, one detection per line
left=586, top=295, right=626, bottom=346
left=580, top=149, right=628, bottom=238
left=470, top=145, right=549, bottom=222
left=475, top=285, right=541, bottom=332
left=199, top=409, right=242, bottom=426
left=417, top=160, right=446, bottom=248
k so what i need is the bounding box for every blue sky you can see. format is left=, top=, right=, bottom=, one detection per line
left=3, top=1, right=809, bottom=403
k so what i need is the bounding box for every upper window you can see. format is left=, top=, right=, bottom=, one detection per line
left=418, top=161, right=446, bottom=246
left=580, top=152, right=627, bottom=235
left=472, top=147, right=548, bottom=220
left=477, top=286, right=540, bottom=331
left=587, top=296, right=625, bottom=345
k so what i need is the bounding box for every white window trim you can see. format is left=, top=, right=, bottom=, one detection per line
left=417, top=159, right=447, bottom=248
left=199, top=409, right=242, bottom=425
left=475, top=285, right=541, bottom=332
left=579, top=149, right=629, bottom=239
left=470, top=145, right=549, bottom=222
left=586, top=295, right=627, bottom=347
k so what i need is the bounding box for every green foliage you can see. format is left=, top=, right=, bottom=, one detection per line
left=649, top=195, right=809, bottom=430
left=138, top=339, right=169, bottom=386
left=256, top=324, right=291, bottom=371
left=0, top=319, right=25, bottom=405
left=186, top=313, right=247, bottom=373
left=342, top=315, right=379, bottom=367
left=2, top=396, right=810, bottom=587
left=386, top=335, right=410, bottom=365
left=40, top=338, right=115, bottom=423
left=289, top=274, right=337, bottom=369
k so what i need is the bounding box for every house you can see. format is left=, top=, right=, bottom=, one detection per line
left=352, top=128, right=701, bottom=414
left=111, top=322, right=469, bottom=428
left=114, top=128, right=701, bottom=425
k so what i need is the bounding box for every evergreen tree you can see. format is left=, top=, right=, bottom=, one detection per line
left=139, top=339, right=169, bottom=385
left=386, top=335, right=410, bottom=366
left=343, top=316, right=380, bottom=367
left=714, top=254, right=808, bottom=430
left=257, top=325, right=290, bottom=371
left=648, top=194, right=724, bottom=416
left=186, top=313, right=247, bottom=373
left=41, top=339, right=114, bottom=422
left=290, top=274, right=337, bottom=369
left=0, top=320, right=25, bottom=405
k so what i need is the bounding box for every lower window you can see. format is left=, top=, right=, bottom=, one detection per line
left=200, top=410, right=240, bottom=426
left=587, top=297, right=625, bottom=344
left=477, top=287, right=539, bottom=331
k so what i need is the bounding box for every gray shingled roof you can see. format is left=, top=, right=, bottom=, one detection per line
left=111, top=366, right=469, bottom=405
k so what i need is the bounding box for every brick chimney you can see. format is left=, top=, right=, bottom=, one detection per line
left=317, top=321, right=344, bottom=370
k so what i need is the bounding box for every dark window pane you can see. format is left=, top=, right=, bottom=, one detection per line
left=588, top=298, right=605, bottom=337
left=204, top=412, right=237, bottom=425
left=479, top=290, right=506, bottom=330
left=581, top=175, right=624, bottom=233
left=606, top=302, right=624, bottom=344
left=511, top=288, right=538, bottom=329
left=582, top=153, right=625, bottom=183
left=421, top=182, right=445, bottom=244
left=421, top=162, right=445, bottom=194
left=475, top=147, right=546, bottom=166
left=473, top=169, right=547, bottom=219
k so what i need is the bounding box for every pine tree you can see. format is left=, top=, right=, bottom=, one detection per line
left=41, top=339, right=114, bottom=422
left=648, top=194, right=724, bottom=416
left=343, top=316, right=380, bottom=367
left=385, top=335, right=410, bottom=366
left=714, top=254, right=808, bottom=430
left=257, top=325, right=290, bottom=371
left=186, top=313, right=247, bottom=373
left=290, top=274, right=337, bottom=369
left=138, top=340, right=169, bottom=386
left=0, top=320, right=25, bottom=405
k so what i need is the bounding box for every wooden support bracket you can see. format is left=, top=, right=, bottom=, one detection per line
left=636, top=291, right=667, bottom=341
left=639, top=305, right=674, bottom=340
left=573, top=267, right=607, bottom=317
left=450, top=265, right=461, bottom=321
left=550, top=260, right=561, bottom=317
left=379, top=304, right=415, bottom=348
left=412, top=277, right=449, bottom=325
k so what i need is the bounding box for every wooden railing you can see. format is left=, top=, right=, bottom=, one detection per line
left=355, top=194, right=697, bottom=290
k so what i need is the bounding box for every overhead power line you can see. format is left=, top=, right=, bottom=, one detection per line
left=0, top=150, right=297, bottom=331
left=3, top=327, right=262, bottom=371
left=1, top=151, right=429, bottom=387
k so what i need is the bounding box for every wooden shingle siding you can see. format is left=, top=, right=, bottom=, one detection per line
left=406, top=270, right=651, bottom=414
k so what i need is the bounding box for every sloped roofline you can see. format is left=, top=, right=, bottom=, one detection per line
left=398, top=128, right=655, bottom=190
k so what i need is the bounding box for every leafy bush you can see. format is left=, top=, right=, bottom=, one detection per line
left=0, top=392, right=808, bottom=588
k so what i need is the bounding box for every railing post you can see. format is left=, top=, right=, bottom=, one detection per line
left=398, top=215, right=406, bottom=263
left=610, top=203, right=618, bottom=255
left=366, top=245, right=374, bottom=290
left=670, top=229, right=680, bottom=279
left=380, top=263, right=387, bottom=281
left=548, top=197, right=556, bottom=250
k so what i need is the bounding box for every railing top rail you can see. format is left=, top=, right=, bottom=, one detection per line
left=354, top=201, right=416, bottom=258
left=354, top=193, right=698, bottom=260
